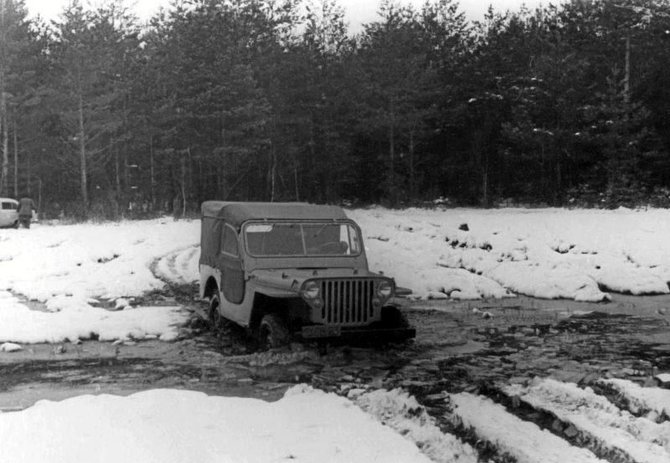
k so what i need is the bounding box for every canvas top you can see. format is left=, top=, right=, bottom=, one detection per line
left=201, top=201, right=348, bottom=226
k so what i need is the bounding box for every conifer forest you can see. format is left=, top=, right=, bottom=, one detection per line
left=1, top=0, right=670, bottom=218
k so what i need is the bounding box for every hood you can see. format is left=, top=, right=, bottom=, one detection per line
left=249, top=268, right=382, bottom=297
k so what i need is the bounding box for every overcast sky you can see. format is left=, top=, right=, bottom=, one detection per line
left=24, top=0, right=547, bottom=28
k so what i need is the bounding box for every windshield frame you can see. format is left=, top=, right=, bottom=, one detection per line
left=242, top=220, right=363, bottom=258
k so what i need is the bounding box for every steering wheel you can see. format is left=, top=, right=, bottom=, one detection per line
left=318, top=241, right=348, bottom=254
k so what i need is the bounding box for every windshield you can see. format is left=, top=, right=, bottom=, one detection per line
left=244, top=222, right=362, bottom=257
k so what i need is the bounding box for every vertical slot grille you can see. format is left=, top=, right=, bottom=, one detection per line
left=317, top=279, right=375, bottom=326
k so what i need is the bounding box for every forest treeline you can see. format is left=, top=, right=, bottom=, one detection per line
left=0, top=0, right=669, bottom=218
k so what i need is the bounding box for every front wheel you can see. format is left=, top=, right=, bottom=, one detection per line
left=381, top=305, right=410, bottom=329
left=258, top=313, right=290, bottom=349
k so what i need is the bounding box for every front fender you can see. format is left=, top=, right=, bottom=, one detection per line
left=249, top=272, right=305, bottom=298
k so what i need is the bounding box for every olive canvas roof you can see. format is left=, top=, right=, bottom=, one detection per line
left=201, top=201, right=348, bottom=226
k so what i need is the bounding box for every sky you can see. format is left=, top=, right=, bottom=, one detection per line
left=24, top=0, right=547, bottom=27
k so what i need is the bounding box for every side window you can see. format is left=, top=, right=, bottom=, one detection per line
left=221, top=225, right=239, bottom=257
left=347, top=224, right=361, bottom=254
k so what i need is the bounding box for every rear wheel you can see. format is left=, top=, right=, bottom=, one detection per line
left=258, top=313, right=290, bottom=349
left=209, top=293, right=224, bottom=333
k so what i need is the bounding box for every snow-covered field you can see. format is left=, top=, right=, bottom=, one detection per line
left=1, top=207, right=670, bottom=462
left=1, top=206, right=670, bottom=343
left=0, top=218, right=199, bottom=344
left=349, top=207, right=670, bottom=302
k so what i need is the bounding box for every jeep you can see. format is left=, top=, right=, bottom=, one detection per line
left=199, top=201, right=415, bottom=348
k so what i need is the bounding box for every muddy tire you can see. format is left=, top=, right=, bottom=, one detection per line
left=381, top=305, right=410, bottom=329
left=258, top=313, right=290, bottom=349
left=209, top=294, right=224, bottom=333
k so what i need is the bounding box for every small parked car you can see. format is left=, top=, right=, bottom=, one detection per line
left=0, top=198, right=19, bottom=228
left=199, top=201, right=415, bottom=348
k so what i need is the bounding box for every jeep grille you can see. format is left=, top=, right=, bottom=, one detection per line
left=315, top=279, right=377, bottom=326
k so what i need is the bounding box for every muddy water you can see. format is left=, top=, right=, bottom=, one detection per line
left=1, top=293, right=669, bottom=412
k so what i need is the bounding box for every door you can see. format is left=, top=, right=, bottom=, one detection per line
left=218, top=224, right=245, bottom=304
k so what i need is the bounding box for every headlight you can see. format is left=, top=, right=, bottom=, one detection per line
left=301, top=281, right=320, bottom=299
left=377, top=280, right=393, bottom=299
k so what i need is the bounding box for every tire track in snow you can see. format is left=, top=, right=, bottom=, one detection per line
left=152, top=246, right=199, bottom=285
left=445, top=391, right=607, bottom=463
left=595, top=378, right=670, bottom=422
left=350, top=389, right=478, bottom=463
left=501, top=378, right=670, bottom=463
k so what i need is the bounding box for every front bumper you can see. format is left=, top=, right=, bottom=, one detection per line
left=299, top=325, right=416, bottom=344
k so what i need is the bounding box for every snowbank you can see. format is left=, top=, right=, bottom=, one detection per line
left=0, top=386, right=431, bottom=463
left=349, top=207, right=670, bottom=301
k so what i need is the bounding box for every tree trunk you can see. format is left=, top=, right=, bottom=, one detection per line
left=180, top=155, right=186, bottom=218
left=294, top=161, right=299, bottom=201
left=409, top=129, right=416, bottom=201
left=0, top=0, right=6, bottom=196
left=78, top=91, right=88, bottom=211
left=13, top=119, right=17, bottom=197
left=1, top=109, right=8, bottom=197
left=26, top=147, right=31, bottom=196
left=269, top=144, right=277, bottom=202
left=0, top=113, right=6, bottom=195
left=555, top=153, right=563, bottom=205
left=624, top=33, right=631, bottom=106
left=114, top=144, right=121, bottom=218
left=149, top=134, right=155, bottom=209
left=481, top=165, right=489, bottom=207
left=388, top=124, right=396, bottom=204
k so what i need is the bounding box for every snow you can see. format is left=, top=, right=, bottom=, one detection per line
left=0, top=218, right=199, bottom=302
left=0, top=219, right=197, bottom=343
left=351, top=388, right=478, bottom=463
left=504, top=378, right=670, bottom=463
left=0, top=290, right=183, bottom=343
left=599, top=378, right=670, bottom=419
left=1, top=208, right=670, bottom=460
left=0, top=341, right=22, bottom=352
left=2, top=207, right=670, bottom=343
left=349, top=207, right=670, bottom=301
left=0, top=386, right=432, bottom=463
left=447, top=392, right=606, bottom=463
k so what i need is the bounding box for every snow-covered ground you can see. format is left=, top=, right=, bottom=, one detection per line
left=351, top=388, right=478, bottom=463
left=503, top=378, right=670, bottom=463
left=598, top=378, right=670, bottom=421
left=0, top=386, right=434, bottom=463
left=1, top=207, right=670, bottom=344
left=448, top=391, right=607, bottom=463
left=0, top=218, right=199, bottom=344
left=349, top=207, right=670, bottom=302
left=1, top=208, right=670, bottom=462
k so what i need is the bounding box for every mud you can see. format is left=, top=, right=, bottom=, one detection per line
left=1, top=290, right=670, bottom=418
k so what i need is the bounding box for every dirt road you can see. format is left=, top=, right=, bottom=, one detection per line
left=1, top=292, right=668, bottom=406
